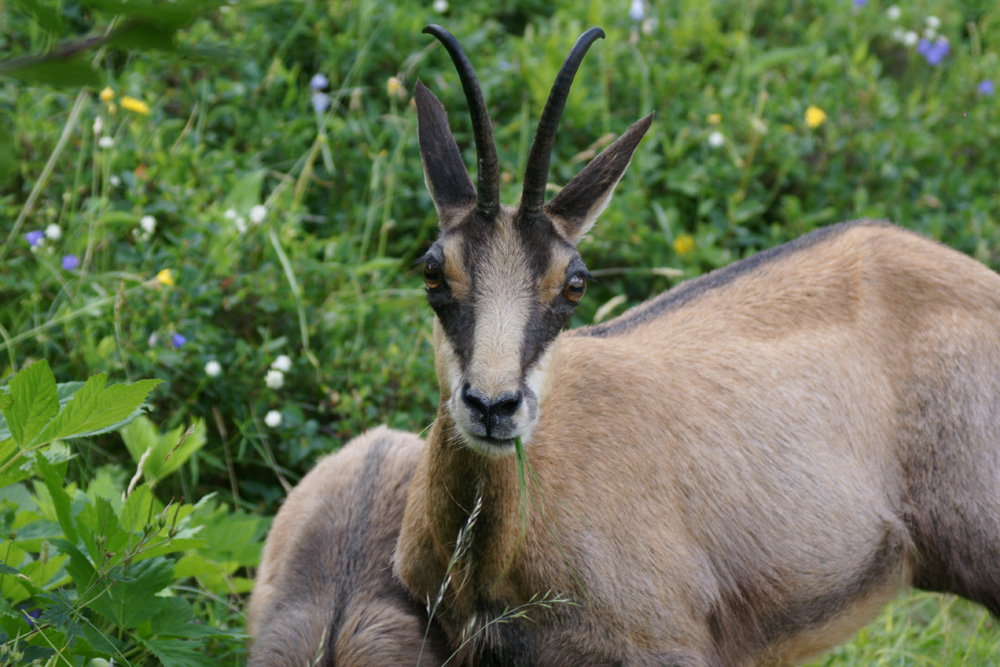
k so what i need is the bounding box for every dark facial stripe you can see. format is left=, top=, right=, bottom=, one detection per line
left=576, top=220, right=891, bottom=339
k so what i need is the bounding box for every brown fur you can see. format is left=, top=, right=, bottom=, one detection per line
left=397, top=221, right=1000, bottom=665
left=247, top=427, right=448, bottom=666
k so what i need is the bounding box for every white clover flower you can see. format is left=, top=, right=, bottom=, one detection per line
left=45, top=224, right=62, bottom=241
left=891, top=27, right=905, bottom=43
left=433, top=0, right=448, bottom=11
left=234, top=216, right=248, bottom=234
left=249, top=205, right=267, bottom=224
left=110, top=175, right=121, bottom=187
left=265, top=369, right=285, bottom=389
left=98, top=136, right=114, bottom=149
left=271, top=354, right=292, bottom=372
left=93, top=116, right=103, bottom=134
left=265, top=410, right=283, bottom=428
left=205, top=360, right=222, bottom=377
left=886, top=5, right=901, bottom=20
left=902, top=31, right=919, bottom=47
left=923, top=27, right=937, bottom=40
left=925, top=15, right=940, bottom=29
left=707, top=131, right=724, bottom=148
left=224, top=208, right=238, bottom=220
left=140, top=215, right=156, bottom=234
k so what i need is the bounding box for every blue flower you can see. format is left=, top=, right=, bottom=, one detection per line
left=312, top=91, right=331, bottom=113
left=20, top=608, right=40, bottom=628
left=25, top=230, right=44, bottom=246
left=918, top=37, right=950, bottom=66
left=310, top=73, right=329, bottom=91
left=62, top=254, right=80, bottom=270
left=852, top=0, right=867, bottom=6
left=979, top=79, right=995, bottom=95
left=628, top=0, right=644, bottom=22
left=172, top=333, right=187, bottom=348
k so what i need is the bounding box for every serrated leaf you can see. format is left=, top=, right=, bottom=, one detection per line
left=140, top=637, right=217, bottom=667
left=35, top=375, right=161, bottom=444
left=55, top=381, right=85, bottom=402
left=50, top=539, right=95, bottom=592
left=151, top=597, right=227, bottom=639
left=90, top=557, right=173, bottom=628
left=2, top=359, right=59, bottom=447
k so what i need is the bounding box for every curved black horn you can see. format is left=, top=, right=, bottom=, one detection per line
left=520, top=27, right=605, bottom=217
left=423, top=25, right=500, bottom=218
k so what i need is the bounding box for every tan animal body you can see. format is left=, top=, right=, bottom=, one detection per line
left=247, top=426, right=447, bottom=666
left=392, top=25, right=1000, bottom=666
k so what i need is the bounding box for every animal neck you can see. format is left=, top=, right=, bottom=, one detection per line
left=430, top=407, right=526, bottom=585
left=398, top=403, right=546, bottom=637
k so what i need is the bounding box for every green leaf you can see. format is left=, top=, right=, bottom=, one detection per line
left=2, top=359, right=59, bottom=447
left=35, top=454, right=77, bottom=544
left=51, top=539, right=95, bottom=592
left=80, top=0, right=223, bottom=29
left=35, top=375, right=161, bottom=444
left=90, top=557, right=173, bottom=628
left=0, top=119, right=11, bottom=187
left=141, top=638, right=218, bottom=667
left=151, top=597, right=227, bottom=639
left=0, top=437, right=24, bottom=489
left=0, top=54, right=101, bottom=88
left=0, top=391, right=11, bottom=411
left=120, top=416, right=206, bottom=484
left=12, top=0, right=65, bottom=33
left=107, top=21, right=179, bottom=52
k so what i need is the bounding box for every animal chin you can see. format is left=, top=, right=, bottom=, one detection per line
left=460, top=431, right=518, bottom=457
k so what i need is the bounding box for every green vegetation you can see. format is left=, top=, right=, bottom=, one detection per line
left=2, top=0, right=999, bottom=663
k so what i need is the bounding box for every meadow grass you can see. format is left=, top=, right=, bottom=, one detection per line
left=2, top=0, right=1000, bottom=663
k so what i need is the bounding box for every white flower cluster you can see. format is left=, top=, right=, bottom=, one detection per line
left=263, top=354, right=292, bottom=428
left=224, top=204, right=267, bottom=234
left=890, top=12, right=941, bottom=48
left=133, top=215, right=156, bottom=242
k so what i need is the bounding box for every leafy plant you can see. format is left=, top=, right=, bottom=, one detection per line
left=0, top=361, right=263, bottom=664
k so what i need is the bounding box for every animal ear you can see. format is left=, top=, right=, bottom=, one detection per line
left=415, top=80, right=477, bottom=225
left=544, top=114, right=653, bottom=244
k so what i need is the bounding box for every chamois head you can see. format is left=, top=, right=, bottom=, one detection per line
left=416, top=25, right=652, bottom=455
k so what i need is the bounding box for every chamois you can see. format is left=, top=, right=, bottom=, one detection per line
left=391, top=25, right=1000, bottom=666
left=247, top=427, right=447, bottom=666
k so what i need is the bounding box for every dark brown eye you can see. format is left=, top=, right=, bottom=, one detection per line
left=423, top=261, right=443, bottom=290
left=564, top=275, right=586, bottom=304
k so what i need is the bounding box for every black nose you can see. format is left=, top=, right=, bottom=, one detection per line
left=461, top=384, right=522, bottom=437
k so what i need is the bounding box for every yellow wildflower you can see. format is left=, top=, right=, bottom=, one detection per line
left=673, top=234, right=695, bottom=256
left=100, top=87, right=115, bottom=102
left=706, top=113, right=722, bottom=125
left=805, top=105, right=827, bottom=129
left=121, top=96, right=150, bottom=115
left=156, top=269, right=175, bottom=287
left=387, top=76, right=403, bottom=98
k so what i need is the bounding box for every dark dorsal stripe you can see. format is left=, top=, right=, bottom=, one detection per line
left=577, top=220, right=891, bottom=338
